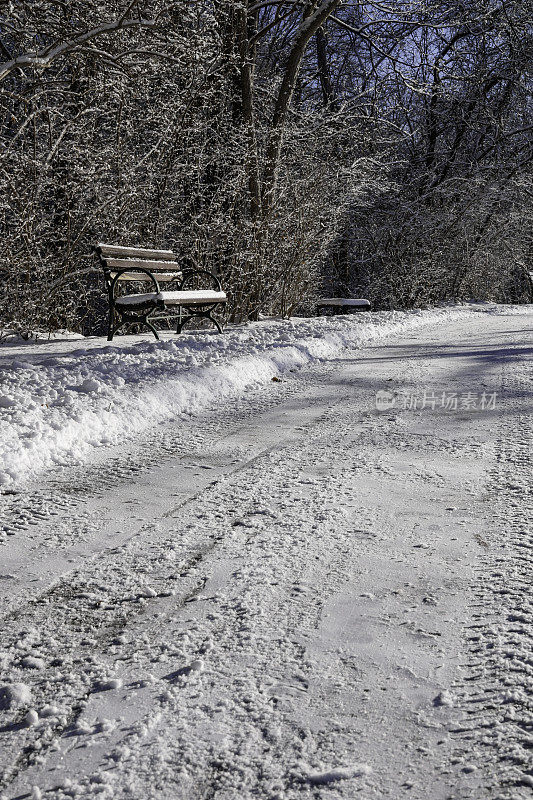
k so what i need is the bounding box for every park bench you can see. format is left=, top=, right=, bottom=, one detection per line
left=317, top=297, right=371, bottom=315
left=94, top=244, right=227, bottom=341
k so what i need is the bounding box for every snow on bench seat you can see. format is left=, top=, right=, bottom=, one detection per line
left=318, top=298, right=371, bottom=307
left=115, top=293, right=159, bottom=306
left=115, top=290, right=227, bottom=307
left=158, top=290, right=227, bottom=305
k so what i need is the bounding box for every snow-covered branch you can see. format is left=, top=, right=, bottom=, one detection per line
left=0, top=16, right=158, bottom=83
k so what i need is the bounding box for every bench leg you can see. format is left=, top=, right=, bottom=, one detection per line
left=108, top=308, right=160, bottom=341
left=209, top=312, right=223, bottom=334
left=145, top=320, right=160, bottom=340
left=107, top=306, right=116, bottom=341
left=176, top=308, right=187, bottom=334
left=176, top=306, right=224, bottom=335
left=108, top=319, right=122, bottom=342
left=176, top=306, right=185, bottom=335
left=108, top=319, right=126, bottom=341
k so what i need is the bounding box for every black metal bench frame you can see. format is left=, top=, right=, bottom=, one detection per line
left=94, top=244, right=227, bottom=341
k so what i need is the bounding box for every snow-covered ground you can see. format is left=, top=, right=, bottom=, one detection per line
left=0, top=305, right=531, bottom=799
left=0, top=304, right=527, bottom=493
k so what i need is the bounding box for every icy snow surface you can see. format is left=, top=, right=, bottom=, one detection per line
left=0, top=304, right=531, bottom=799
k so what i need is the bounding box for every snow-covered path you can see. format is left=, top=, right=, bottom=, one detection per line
left=0, top=310, right=531, bottom=799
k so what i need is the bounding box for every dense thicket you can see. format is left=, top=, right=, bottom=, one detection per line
left=0, top=1, right=531, bottom=336
left=335, top=0, right=533, bottom=307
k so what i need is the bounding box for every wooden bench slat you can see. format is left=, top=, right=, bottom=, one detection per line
left=105, top=258, right=182, bottom=272
left=110, top=272, right=182, bottom=282
left=97, top=243, right=177, bottom=261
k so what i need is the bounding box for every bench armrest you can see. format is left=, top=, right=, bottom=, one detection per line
left=179, top=269, right=222, bottom=293
left=109, top=267, right=161, bottom=297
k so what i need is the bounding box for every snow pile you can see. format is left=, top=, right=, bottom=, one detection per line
left=0, top=682, right=32, bottom=709
left=434, top=689, right=455, bottom=707
left=0, top=304, right=528, bottom=488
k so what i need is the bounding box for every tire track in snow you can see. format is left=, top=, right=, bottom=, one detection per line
left=452, top=363, right=533, bottom=797
left=0, top=375, right=303, bottom=540
left=52, top=402, right=377, bottom=800
left=0, top=374, right=350, bottom=795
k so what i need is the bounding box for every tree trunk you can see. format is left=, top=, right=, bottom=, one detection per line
left=262, top=0, right=343, bottom=212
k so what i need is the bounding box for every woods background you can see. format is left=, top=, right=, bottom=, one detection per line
left=0, top=0, right=531, bottom=335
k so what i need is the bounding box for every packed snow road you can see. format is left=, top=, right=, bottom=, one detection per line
left=0, top=309, right=531, bottom=800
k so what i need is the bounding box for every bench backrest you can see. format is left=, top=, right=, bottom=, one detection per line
left=95, top=243, right=182, bottom=282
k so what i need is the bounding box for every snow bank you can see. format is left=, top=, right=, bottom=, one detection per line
left=0, top=329, right=84, bottom=345
left=0, top=304, right=528, bottom=489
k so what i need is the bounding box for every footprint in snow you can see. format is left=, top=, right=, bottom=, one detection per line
left=305, top=764, right=372, bottom=785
